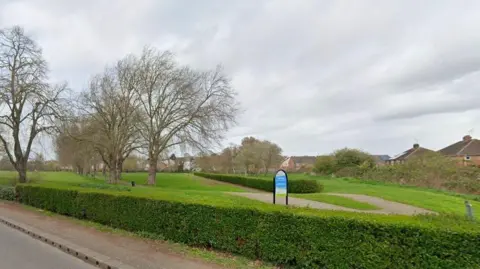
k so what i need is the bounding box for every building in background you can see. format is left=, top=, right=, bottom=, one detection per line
left=372, top=155, right=391, bottom=166
left=280, top=156, right=316, bottom=172
left=386, top=144, right=434, bottom=165
left=438, top=135, right=480, bottom=166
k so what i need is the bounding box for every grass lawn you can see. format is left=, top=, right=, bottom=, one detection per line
left=16, top=172, right=480, bottom=232
left=292, top=193, right=380, bottom=210
left=4, top=170, right=480, bottom=232
left=121, top=172, right=246, bottom=192
left=5, top=171, right=264, bottom=209
left=253, top=173, right=480, bottom=215
left=0, top=170, right=19, bottom=185
left=5, top=170, right=480, bottom=216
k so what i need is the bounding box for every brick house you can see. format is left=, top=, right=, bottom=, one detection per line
left=386, top=144, right=434, bottom=165
left=279, top=156, right=316, bottom=172
left=438, top=135, right=480, bottom=166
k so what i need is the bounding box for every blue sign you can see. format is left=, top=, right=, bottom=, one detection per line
left=274, top=170, right=287, bottom=195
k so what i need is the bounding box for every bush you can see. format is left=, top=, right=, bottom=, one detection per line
left=333, top=148, right=376, bottom=170
left=0, top=186, right=15, bottom=201
left=194, top=172, right=322, bottom=193
left=364, top=152, right=480, bottom=194
left=314, top=148, right=376, bottom=177
left=313, top=155, right=336, bottom=174
left=16, top=184, right=480, bottom=269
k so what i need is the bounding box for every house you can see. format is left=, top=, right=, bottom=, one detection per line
left=386, top=144, right=434, bottom=165
left=372, top=155, right=391, bottom=166
left=438, top=135, right=480, bottom=166
left=175, top=157, right=196, bottom=171
left=280, top=156, right=316, bottom=172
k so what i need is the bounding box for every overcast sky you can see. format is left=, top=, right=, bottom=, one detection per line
left=1, top=0, right=480, bottom=158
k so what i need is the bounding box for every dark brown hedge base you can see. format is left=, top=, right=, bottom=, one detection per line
left=194, top=172, right=322, bottom=193
left=16, top=185, right=480, bottom=269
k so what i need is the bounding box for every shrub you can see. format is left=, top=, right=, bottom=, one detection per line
left=16, top=185, right=480, bottom=269
left=333, top=148, right=376, bottom=170
left=194, top=172, right=322, bottom=193
left=314, top=148, right=376, bottom=177
left=0, top=186, right=15, bottom=201
left=364, top=152, right=480, bottom=194
left=313, top=155, right=336, bottom=174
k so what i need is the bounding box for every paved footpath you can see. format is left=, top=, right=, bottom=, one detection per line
left=0, top=202, right=225, bottom=269
left=0, top=223, right=96, bottom=269
left=228, top=192, right=434, bottom=215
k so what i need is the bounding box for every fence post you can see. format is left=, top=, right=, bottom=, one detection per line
left=465, top=200, right=474, bottom=220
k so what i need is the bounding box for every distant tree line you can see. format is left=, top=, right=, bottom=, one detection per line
left=195, top=136, right=283, bottom=175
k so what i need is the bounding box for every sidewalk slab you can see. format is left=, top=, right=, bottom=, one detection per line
left=0, top=216, right=134, bottom=269
left=0, top=202, right=225, bottom=269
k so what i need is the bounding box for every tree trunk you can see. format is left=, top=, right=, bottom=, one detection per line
left=17, top=164, right=27, bottom=183
left=102, top=165, right=106, bottom=178
left=147, top=157, right=157, bottom=185
left=108, top=168, right=117, bottom=184
left=115, top=161, right=122, bottom=182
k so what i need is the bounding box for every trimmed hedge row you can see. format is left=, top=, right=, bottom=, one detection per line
left=16, top=185, right=480, bottom=269
left=194, top=172, right=322, bottom=193
left=0, top=186, right=15, bottom=201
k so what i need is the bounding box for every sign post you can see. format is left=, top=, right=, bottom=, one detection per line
left=273, top=169, right=288, bottom=205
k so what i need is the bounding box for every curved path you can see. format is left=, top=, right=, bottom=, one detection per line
left=326, top=193, right=434, bottom=215
left=227, top=192, right=435, bottom=215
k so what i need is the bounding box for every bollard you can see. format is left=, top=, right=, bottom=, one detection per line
left=465, top=200, right=474, bottom=220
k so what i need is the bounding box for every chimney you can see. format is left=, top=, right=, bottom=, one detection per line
left=463, top=135, right=472, bottom=142
left=413, top=143, right=419, bottom=149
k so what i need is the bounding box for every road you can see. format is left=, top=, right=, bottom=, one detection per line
left=0, top=223, right=96, bottom=269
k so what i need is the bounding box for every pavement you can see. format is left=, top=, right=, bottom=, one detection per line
left=0, top=222, right=96, bottom=269
left=227, top=192, right=435, bottom=215
left=0, top=202, right=227, bottom=269
left=327, top=193, right=435, bottom=215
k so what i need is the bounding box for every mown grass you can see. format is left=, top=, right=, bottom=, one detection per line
left=292, top=193, right=380, bottom=210
left=121, top=172, right=246, bottom=192
left=0, top=170, right=18, bottom=185
left=253, top=173, right=480, bottom=215
left=6, top=170, right=480, bottom=218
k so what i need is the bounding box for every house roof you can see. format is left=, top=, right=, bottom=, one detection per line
left=373, top=155, right=391, bottom=162
left=389, top=144, right=434, bottom=161
left=291, top=156, right=316, bottom=165
left=438, top=135, right=480, bottom=156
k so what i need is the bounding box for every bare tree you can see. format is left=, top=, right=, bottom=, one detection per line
left=56, top=121, right=100, bottom=175
left=234, top=137, right=262, bottom=175
left=233, top=137, right=283, bottom=175
left=75, top=56, right=141, bottom=183
left=134, top=48, right=238, bottom=184
left=219, top=144, right=239, bottom=173
left=0, top=26, right=67, bottom=182
left=259, top=140, right=283, bottom=175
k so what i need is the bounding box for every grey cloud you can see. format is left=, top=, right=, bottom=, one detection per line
left=2, top=0, right=480, bottom=158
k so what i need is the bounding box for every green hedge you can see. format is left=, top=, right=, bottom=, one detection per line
left=16, top=185, right=480, bottom=269
left=0, top=186, right=15, bottom=201
left=194, top=172, right=322, bottom=193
